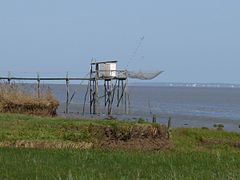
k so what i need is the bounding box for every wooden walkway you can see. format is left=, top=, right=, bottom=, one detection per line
left=0, top=76, right=91, bottom=81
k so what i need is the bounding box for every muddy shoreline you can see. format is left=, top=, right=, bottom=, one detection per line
left=59, top=112, right=240, bottom=133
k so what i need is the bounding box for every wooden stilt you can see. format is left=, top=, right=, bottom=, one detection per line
left=7, top=71, right=11, bottom=84
left=89, top=63, right=93, bottom=114
left=124, top=80, right=129, bottom=115
left=117, top=79, right=120, bottom=103
left=107, top=80, right=112, bottom=115
left=82, top=81, right=90, bottom=115
left=89, top=80, right=92, bottom=114
left=37, top=73, right=40, bottom=98
left=94, top=78, right=99, bottom=114
left=66, top=73, right=70, bottom=114
left=104, top=80, right=107, bottom=106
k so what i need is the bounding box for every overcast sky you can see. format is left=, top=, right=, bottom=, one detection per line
left=0, top=0, right=239, bottom=83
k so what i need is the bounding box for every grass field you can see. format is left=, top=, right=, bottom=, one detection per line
left=0, top=113, right=240, bottom=179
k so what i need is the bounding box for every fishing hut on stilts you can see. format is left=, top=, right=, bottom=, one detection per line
left=86, top=60, right=129, bottom=116
left=0, top=58, right=162, bottom=117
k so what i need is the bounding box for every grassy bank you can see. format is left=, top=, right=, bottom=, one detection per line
left=0, top=113, right=240, bottom=179
left=0, top=113, right=169, bottom=150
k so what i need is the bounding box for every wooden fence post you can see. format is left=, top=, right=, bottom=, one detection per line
left=167, top=117, right=172, bottom=139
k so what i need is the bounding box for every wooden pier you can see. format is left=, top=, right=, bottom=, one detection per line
left=0, top=60, right=129, bottom=116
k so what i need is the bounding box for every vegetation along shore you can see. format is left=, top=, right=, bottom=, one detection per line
left=0, top=113, right=240, bottom=179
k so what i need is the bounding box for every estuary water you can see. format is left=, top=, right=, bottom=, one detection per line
left=42, top=83, right=240, bottom=132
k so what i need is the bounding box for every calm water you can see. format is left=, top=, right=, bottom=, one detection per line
left=39, top=83, right=240, bottom=131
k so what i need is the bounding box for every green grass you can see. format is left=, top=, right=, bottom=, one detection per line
left=1, top=148, right=240, bottom=179
left=0, top=113, right=137, bottom=143
left=172, top=128, right=240, bottom=152
left=0, top=113, right=240, bottom=179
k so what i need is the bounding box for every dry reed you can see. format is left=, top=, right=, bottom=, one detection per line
left=0, top=83, right=59, bottom=116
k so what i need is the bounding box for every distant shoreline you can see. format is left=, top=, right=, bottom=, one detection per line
left=128, top=82, right=240, bottom=88
left=3, top=81, right=240, bottom=88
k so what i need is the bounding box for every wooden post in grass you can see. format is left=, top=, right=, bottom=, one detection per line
left=167, top=117, right=172, bottom=139
left=66, top=72, right=70, bottom=114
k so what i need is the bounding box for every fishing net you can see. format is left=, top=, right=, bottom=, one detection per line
left=127, top=70, right=163, bottom=80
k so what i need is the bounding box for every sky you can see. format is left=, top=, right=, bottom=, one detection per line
left=0, top=0, right=240, bottom=83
